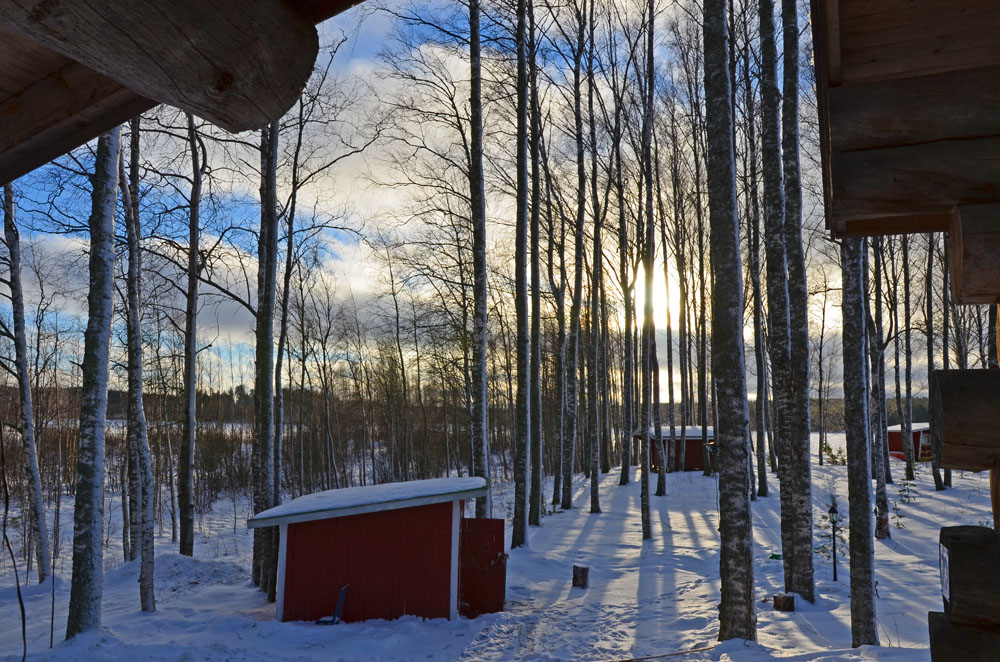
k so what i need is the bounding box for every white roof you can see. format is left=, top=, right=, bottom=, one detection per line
left=886, top=423, right=930, bottom=432
left=247, top=477, right=487, bottom=529
left=637, top=426, right=714, bottom=439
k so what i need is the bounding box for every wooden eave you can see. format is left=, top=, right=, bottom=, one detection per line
left=811, top=0, right=1000, bottom=238
left=0, top=0, right=363, bottom=185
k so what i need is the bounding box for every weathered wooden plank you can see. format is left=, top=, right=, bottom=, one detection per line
left=810, top=0, right=835, bottom=233
left=949, top=204, right=1000, bottom=304
left=0, top=62, right=154, bottom=184
left=940, top=526, right=1000, bottom=630
left=839, top=0, right=1000, bottom=85
left=929, top=611, right=1000, bottom=662
left=829, top=67, right=1000, bottom=153
left=0, top=0, right=318, bottom=132
left=830, top=137, right=1000, bottom=228
left=832, top=212, right=952, bottom=239
left=930, top=370, right=1000, bottom=472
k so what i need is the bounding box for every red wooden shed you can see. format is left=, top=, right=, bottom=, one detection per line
left=887, top=423, right=931, bottom=462
left=247, top=477, right=504, bottom=623
left=636, top=426, right=714, bottom=472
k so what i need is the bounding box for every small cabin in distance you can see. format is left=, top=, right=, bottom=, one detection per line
left=634, top=427, right=714, bottom=472
left=887, top=423, right=931, bottom=462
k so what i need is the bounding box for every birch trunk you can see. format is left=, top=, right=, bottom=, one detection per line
left=512, top=0, right=530, bottom=546
left=587, top=0, right=601, bottom=514
left=841, top=237, right=879, bottom=647
left=120, top=123, right=155, bottom=611
left=469, top=0, right=491, bottom=517
left=704, top=0, right=755, bottom=639
left=67, top=127, right=120, bottom=639
left=2, top=184, right=50, bottom=584
left=901, top=237, right=915, bottom=481
left=179, top=113, right=200, bottom=558
left=528, top=0, right=543, bottom=527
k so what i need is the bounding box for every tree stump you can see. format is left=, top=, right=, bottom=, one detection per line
left=572, top=565, right=589, bottom=589
left=773, top=593, right=795, bottom=612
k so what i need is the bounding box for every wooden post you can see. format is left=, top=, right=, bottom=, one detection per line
left=991, top=461, right=1000, bottom=533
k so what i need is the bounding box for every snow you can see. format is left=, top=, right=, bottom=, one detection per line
left=248, top=477, right=487, bottom=527
left=1, top=434, right=992, bottom=660
left=885, top=423, right=929, bottom=432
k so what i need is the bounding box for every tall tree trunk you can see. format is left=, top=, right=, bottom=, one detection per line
left=781, top=0, right=814, bottom=603
left=2, top=184, right=50, bottom=583
left=561, top=0, right=587, bottom=512
left=470, top=0, right=491, bottom=517
left=67, top=127, right=120, bottom=639
left=704, top=0, right=756, bottom=640
left=512, top=0, right=530, bottom=547
left=120, top=121, right=155, bottom=612
left=942, top=235, right=952, bottom=487
left=586, top=0, right=601, bottom=514
left=866, top=241, right=891, bottom=539
left=179, top=113, right=201, bottom=557
left=252, top=122, right=279, bottom=600
left=528, top=0, right=544, bottom=527
left=841, top=237, right=879, bottom=647
left=901, top=237, right=915, bottom=481
left=758, top=0, right=797, bottom=597
left=926, top=234, right=944, bottom=491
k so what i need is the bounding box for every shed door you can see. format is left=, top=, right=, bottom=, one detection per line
left=458, top=518, right=506, bottom=617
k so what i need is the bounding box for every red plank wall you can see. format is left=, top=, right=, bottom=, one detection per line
left=281, top=501, right=453, bottom=622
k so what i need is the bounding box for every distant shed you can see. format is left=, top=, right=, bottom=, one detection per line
left=635, top=426, right=715, bottom=472
left=886, top=423, right=931, bottom=462
left=248, top=477, right=504, bottom=623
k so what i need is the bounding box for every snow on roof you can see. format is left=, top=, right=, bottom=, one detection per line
left=247, top=477, right=487, bottom=529
left=886, top=423, right=930, bottom=432
left=635, top=426, right=714, bottom=439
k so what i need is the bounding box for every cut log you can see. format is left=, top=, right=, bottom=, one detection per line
left=0, top=0, right=319, bottom=132
left=949, top=204, right=1000, bottom=304
left=930, top=369, right=1000, bottom=471
left=939, top=526, right=1000, bottom=630
left=572, top=565, right=589, bottom=589
left=773, top=593, right=795, bottom=612
left=929, top=611, right=1000, bottom=662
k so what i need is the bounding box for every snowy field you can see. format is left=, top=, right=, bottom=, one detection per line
left=0, top=433, right=992, bottom=661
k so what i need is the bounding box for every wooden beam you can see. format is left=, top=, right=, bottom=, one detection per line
left=839, top=0, right=1000, bottom=85
left=0, top=0, right=318, bottom=132
left=0, top=61, right=154, bottom=184
left=829, top=66, right=1000, bottom=153
left=948, top=204, right=1000, bottom=304
left=830, top=136, right=1000, bottom=225
left=293, top=0, right=367, bottom=23
left=930, top=370, right=1000, bottom=472
left=832, top=211, right=953, bottom=238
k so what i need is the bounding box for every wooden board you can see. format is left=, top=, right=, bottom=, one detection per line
left=929, top=610, right=1000, bottom=662
left=949, top=204, right=1000, bottom=304
left=930, top=370, right=1000, bottom=471
left=940, top=526, right=1000, bottom=630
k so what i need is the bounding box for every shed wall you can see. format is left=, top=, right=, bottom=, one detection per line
left=281, top=501, right=453, bottom=622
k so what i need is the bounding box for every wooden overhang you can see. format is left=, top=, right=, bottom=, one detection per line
left=0, top=0, right=364, bottom=184
left=811, top=0, right=1000, bottom=238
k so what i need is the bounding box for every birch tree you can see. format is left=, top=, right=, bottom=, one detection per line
left=704, top=0, right=755, bottom=640
left=841, top=236, right=878, bottom=647
left=67, top=128, right=121, bottom=639
left=1, top=183, right=50, bottom=584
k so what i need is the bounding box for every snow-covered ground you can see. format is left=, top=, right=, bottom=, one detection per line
left=0, top=433, right=992, bottom=661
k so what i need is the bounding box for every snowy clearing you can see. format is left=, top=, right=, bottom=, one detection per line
left=0, top=433, right=990, bottom=661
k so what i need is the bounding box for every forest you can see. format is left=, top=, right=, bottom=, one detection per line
left=0, top=0, right=996, bottom=658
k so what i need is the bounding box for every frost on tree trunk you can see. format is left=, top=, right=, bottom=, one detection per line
left=2, top=183, right=50, bottom=584
left=179, top=113, right=200, bottom=558
left=469, top=0, right=491, bottom=518
left=120, top=122, right=155, bottom=611
left=67, top=127, right=121, bottom=639
left=780, top=0, right=814, bottom=603
left=253, top=123, right=279, bottom=599
left=841, top=237, right=879, bottom=647
left=704, top=0, right=756, bottom=641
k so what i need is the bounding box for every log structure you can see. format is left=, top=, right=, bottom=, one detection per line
left=0, top=0, right=364, bottom=183
left=811, top=3, right=1000, bottom=658
left=813, top=0, right=1000, bottom=239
